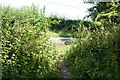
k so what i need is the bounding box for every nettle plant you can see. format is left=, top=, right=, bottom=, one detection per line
left=1, top=5, right=59, bottom=78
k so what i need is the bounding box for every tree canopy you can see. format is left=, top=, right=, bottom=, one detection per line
left=85, top=1, right=120, bottom=25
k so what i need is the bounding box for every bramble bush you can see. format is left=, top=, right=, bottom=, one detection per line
left=1, top=5, right=60, bottom=79
left=66, top=25, right=120, bottom=78
left=65, top=2, right=120, bottom=78
left=2, top=26, right=59, bottom=78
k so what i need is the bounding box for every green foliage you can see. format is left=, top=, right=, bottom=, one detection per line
left=86, top=2, right=120, bottom=24
left=66, top=25, right=120, bottom=78
left=50, top=17, right=80, bottom=31
left=1, top=5, right=59, bottom=78
left=65, top=2, right=120, bottom=78
left=1, top=2, right=120, bottom=79
left=2, top=26, right=59, bottom=78
left=0, top=5, right=51, bottom=29
left=49, top=16, right=101, bottom=38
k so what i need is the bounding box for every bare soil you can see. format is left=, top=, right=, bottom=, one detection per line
left=59, top=59, right=71, bottom=78
left=49, top=38, right=71, bottom=78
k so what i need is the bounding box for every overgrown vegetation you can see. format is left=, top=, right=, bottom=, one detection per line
left=66, top=25, right=120, bottom=78
left=66, top=2, right=120, bottom=78
left=1, top=1, right=120, bottom=79
left=49, top=16, right=101, bottom=38
left=1, top=5, right=60, bottom=78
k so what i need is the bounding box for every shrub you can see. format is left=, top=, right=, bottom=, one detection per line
left=66, top=26, right=120, bottom=78
left=49, top=15, right=102, bottom=38
left=1, top=5, right=59, bottom=79
left=1, top=25, right=59, bottom=78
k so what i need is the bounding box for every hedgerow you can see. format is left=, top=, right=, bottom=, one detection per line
left=66, top=25, right=120, bottom=78
left=1, top=5, right=59, bottom=79
left=49, top=16, right=101, bottom=38
left=66, top=2, right=120, bottom=78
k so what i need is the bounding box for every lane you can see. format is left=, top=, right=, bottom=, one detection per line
left=48, top=37, right=77, bottom=45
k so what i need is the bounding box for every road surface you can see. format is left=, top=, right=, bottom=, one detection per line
left=48, top=37, right=77, bottom=45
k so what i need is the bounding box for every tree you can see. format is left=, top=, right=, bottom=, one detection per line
left=84, top=0, right=120, bottom=24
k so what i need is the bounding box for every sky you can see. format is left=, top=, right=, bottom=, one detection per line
left=0, top=0, right=94, bottom=20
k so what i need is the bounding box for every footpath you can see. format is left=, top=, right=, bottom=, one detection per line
left=49, top=37, right=72, bottom=78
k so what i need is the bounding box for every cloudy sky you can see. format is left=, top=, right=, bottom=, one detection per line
left=0, top=0, right=94, bottom=20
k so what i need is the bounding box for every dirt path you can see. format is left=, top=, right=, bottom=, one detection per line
left=59, top=60, right=71, bottom=78
left=49, top=37, right=71, bottom=78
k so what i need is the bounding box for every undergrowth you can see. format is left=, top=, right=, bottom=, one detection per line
left=66, top=25, right=120, bottom=78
